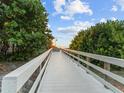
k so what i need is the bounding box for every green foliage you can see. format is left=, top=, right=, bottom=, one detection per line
left=0, top=0, right=53, bottom=61
left=70, top=20, right=124, bottom=59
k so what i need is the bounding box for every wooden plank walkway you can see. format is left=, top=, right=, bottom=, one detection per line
left=37, top=51, right=114, bottom=93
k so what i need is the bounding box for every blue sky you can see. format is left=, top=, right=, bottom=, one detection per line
left=42, top=0, right=124, bottom=48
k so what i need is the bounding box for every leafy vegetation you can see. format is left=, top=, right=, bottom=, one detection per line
left=70, top=20, right=124, bottom=59
left=0, top=0, right=53, bottom=61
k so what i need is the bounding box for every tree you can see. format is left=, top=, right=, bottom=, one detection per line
left=70, top=20, right=124, bottom=59
left=0, top=0, right=53, bottom=61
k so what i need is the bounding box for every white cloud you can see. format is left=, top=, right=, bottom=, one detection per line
left=47, top=24, right=51, bottom=29
left=100, top=18, right=107, bottom=23
left=111, top=5, right=118, bottom=12
left=53, top=0, right=65, bottom=13
left=56, top=21, right=94, bottom=47
left=113, top=0, right=124, bottom=11
left=91, top=18, right=95, bottom=21
left=58, top=21, right=93, bottom=34
left=53, top=0, right=93, bottom=20
left=111, top=17, right=116, bottom=21
left=42, top=2, right=46, bottom=6
left=60, top=16, right=73, bottom=20
left=116, top=0, right=124, bottom=11
left=65, top=0, right=93, bottom=16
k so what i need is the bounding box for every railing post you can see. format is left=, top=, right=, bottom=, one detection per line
left=71, top=53, right=74, bottom=62
left=86, top=57, right=90, bottom=69
left=104, top=63, right=110, bottom=71
left=40, top=64, right=42, bottom=71
left=78, top=54, right=80, bottom=62
left=104, top=63, right=110, bottom=81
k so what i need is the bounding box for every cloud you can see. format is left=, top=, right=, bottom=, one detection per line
left=42, top=2, right=46, bottom=6
left=56, top=21, right=94, bottom=47
left=111, top=17, right=116, bottom=21
left=53, top=0, right=65, bottom=13
left=111, top=5, right=118, bottom=12
left=47, top=24, right=51, bottom=29
left=65, top=0, right=93, bottom=16
left=91, top=18, right=95, bottom=21
left=53, top=0, right=93, bottom=20
left=116, top=0, right=124, bottom=11
left=60, top=16, right=73, bottom=20
left=100, top=18, right=107, bottom=23
left=58, top=21, right=93, bottom=34
left=100, top=17, right=116, bottom=23
left=112, top=0, right=124, bottom=11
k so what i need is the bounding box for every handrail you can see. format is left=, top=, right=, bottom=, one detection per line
left=64, top=49, right=124, bottom=68
left=63, top=49, right=124, bottom=93
left=2, top=49, right=52, bottom=93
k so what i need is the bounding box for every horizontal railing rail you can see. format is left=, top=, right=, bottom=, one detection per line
left=63, top=49, right=124, bottom=93
left=2, top=49, right=52, bottom=93
left=64, top=49, right=124, bottom=68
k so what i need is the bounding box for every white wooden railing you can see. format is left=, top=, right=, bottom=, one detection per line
left=63, top=49, right=124, bottom=93
left=2, top=49, right=52, bottom=93
left=2, top=48, right=124, bottom=93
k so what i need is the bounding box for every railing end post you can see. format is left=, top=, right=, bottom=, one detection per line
left=2, top=77, right=17, bottom=93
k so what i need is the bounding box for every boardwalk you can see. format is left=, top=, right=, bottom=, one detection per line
left=37, top=51, right=113, bottom=93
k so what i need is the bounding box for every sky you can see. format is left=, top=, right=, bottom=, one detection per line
left=41, top=0, right=124, bottom=48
